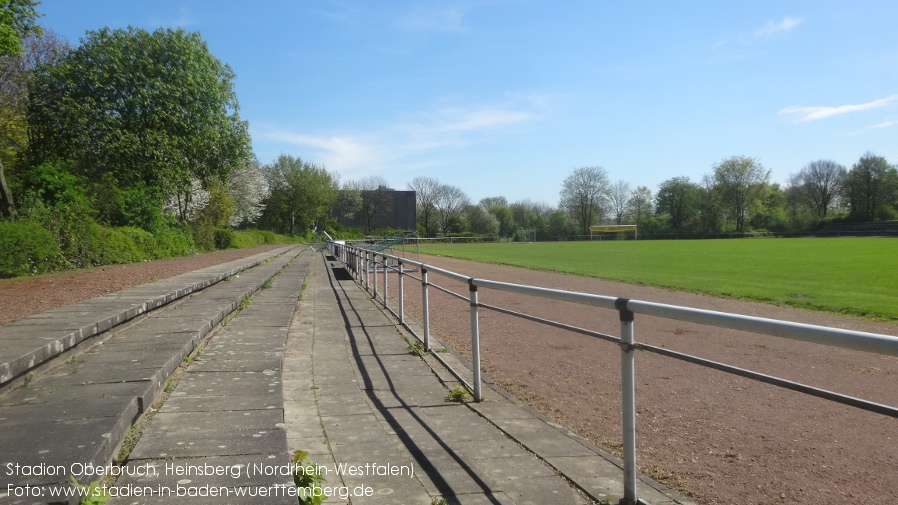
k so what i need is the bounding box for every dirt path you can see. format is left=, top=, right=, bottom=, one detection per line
left=390, top=253, right=898, bottom=505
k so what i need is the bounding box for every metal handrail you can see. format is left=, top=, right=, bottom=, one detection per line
left=327, top=241, right=898, bottom=505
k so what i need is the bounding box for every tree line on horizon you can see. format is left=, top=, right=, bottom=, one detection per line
left=2, top=3, right=897, bottom=277
left=400, top=151, right=898, bottom=242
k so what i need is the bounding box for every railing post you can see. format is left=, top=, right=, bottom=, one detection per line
left=421, top=267, right=430, bottom=351
left=373, top=254, right=378, bottom=299
left=382, top=254, right=389, bottom=310
left=365, top=251, right=371, bottom=291
left=616, top=297, right=638, bottom=504
left=397, top=259, right=404, bottom=324
left=470, top=280, right=482, bottom=402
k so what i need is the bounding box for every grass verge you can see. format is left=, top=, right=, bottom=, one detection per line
left=418, top=238, right=898, bottom=320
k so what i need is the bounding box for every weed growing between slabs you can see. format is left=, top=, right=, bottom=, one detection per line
left=292, top=450, right=327, bottom=505
left=407, top=340, right=428, bottom=357
left=445, top=387, right=471, bottom=403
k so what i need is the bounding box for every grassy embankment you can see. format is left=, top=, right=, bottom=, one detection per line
left=418, top=238, right=898, bottom=320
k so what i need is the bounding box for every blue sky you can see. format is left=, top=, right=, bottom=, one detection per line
left=39, top=1, right=898, bottom=206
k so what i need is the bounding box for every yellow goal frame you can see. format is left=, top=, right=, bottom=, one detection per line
left=589, top=224, right=637, bottom=240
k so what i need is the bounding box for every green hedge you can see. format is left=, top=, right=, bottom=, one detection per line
left=0, top=221, right=62, bottom=277
left=88, top=223, right=147, bottom=265
left=232, top=229, right=300, bottom=248
left=1, top=219, right=302, bottom=278
left=152, top=221, right=195, bottom=257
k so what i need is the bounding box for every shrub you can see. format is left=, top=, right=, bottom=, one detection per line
left=0, top=221, right=62, bottom=277
left=874, top=205, right=898, bottom=221
left=118, top=226, right=159, bottom=258
left=191, top=223, right=215, bottom=252
left=151, top=219, right=195, bottom=257
left=231, top=229, right=295, bottom=248
left=14, top=161, right=95, bottom=267
left=88, top=223, right=147, bottom=265
left=213, top=228, right=234, bottom=249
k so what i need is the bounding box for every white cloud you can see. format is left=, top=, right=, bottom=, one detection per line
left=150, top=7, right=196, bottom=28
left=754, top=17, right=803, bottom=38
left=262, top=131, right=378, bottom=176
left=257, top=96, right=546, bottom=182
left=433, top=107, right=533, bottom=133
left=778, top=94, right=898, bottom=122
left=703, top=17, right=802, bottom=63
left=873, top=120, right=897, bottom=129
left=398, top=7, right=465, bottom=33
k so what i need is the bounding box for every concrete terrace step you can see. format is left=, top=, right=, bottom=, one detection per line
left=105, top=254, right=313, bottom=504
left=0, top=245, right=300, bottom=388
left=0, top=247, right=306, bottom=503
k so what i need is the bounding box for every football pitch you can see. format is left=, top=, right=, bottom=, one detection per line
left=416, top=238, right=898, bottom=320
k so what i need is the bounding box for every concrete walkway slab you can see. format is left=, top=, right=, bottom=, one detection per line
left=282, top=253, right=590, bottom=505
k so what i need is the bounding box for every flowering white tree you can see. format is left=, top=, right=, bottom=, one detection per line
left=228, top=162, right=267, bottom=227
left=165, top=178, right=209, bottom=222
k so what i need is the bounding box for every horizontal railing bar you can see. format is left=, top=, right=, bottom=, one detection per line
left=474, top=278, right=619, bottom=311
left=403, top=272, right=423, bottom=283
left=429, top=283, right=470, bottom=303
left=418, top=263, right=470, bottom=283
left=346, top=243, right=898, bottom=358
left=624, top=299, right=898, bottom=358
left=479, top=302, right=621, bottom=345
left=637, top=342, right=898, bottom=418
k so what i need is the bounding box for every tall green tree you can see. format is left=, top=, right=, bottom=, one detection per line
left=488, top=204, right=516, bottom=238
left=0, top=0, right=42, bottom=218
left=465, top=205, right=499, bottom=235
left=626, top=186, right=654, bottom=228
left=845, top=152, right=898, bottom=221
left=331, top=179, right=362, bottom=228
left=260, top=154, right=338, bottom=235
left=478, top=196, right=507, bottom=209
left=559, top=166, right=610, bottom=235
left=711, top=156, right=770, bottom=232
left=655, top=176, right=700, bottom=232
left=26, top=26, right=251, bottom=228
left=0, top=0, right=40, bottom=56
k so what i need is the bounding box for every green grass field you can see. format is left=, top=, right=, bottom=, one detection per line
left=417, top=238, right=898, bottom=320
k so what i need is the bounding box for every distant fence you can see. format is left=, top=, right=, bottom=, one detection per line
left=328, top=241, right=898, bottom=505
left=397, top=225, right=898, bottom=246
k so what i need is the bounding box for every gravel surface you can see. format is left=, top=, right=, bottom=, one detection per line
left=2, top=247, right=895, bottom=504
left=390, top=253, right=898, bottom=505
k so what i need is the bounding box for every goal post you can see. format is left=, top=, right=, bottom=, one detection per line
left=589, top=224, right=638, bottom=240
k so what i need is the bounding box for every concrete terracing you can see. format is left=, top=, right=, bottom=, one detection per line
left=0, top=246, right=693, bottom=505
left=0, top=246, right=304, bottom=504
